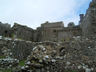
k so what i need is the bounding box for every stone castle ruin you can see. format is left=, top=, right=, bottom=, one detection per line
left=0, top=21, right=82, bottom=42
left=0, top=0, right=95, bottom=42
left=0, top=0, right=96, bottom=72
left=1, top=0, right=96, bottom=42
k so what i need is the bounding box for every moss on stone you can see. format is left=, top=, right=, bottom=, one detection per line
left=19, top=60, right=25, bottom=66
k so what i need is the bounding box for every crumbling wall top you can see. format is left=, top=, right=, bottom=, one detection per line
left=41, top=21, right=64, bottom=28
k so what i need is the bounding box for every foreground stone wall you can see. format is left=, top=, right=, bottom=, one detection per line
left=0, top=38, right=34, bottom=60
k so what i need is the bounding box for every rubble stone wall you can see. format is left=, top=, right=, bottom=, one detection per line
left=11, top=23, right=34, bottom=41
left=0, top=21, right=82, bottom=42
left=0, top=38, right=34, bottom=60
left=80, top=0, right=96, bottom=36
left=0, top=22, right=11, bottom=36
left=37, top=21, right=81, bottom=42
left=41, top=21, right=64, bottom=28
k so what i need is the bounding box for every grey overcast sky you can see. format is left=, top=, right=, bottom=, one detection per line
left=0, top=0, right=92, bottom=29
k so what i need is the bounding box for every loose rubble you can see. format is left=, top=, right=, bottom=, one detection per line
left=0, top=36, right=96, bottom=72
left=0, top=57, right=19, bottom=68
left=15, top=37, right=96, bottom=72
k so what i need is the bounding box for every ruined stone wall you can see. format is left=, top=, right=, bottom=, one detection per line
left=37, top=22, right=64, bottom=42
left=33, top=28, right=42, bottom=42
left=41, top=21, right=64, bottom=28
left=41, top=28, right=58, bottom=41
left=0, top=22, right=11, bottom=36
left=0, top=38, right=34, bottom=60
left=57, top=26, right=81, bottom=42
left=35, top=21, right=82, bottom=42
left=11, top=23, right=34, bottom=41
left=81, top=0, right=96, bottom=36
left=57, top=31, right=72, bottom=41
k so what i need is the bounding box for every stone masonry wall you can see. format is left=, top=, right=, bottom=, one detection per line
left=0, top=38, right=34, bottom=60
left=81, top=0, right=96, bottom=36
left=0, top=22, right=11, bottom=37
left=11, top=23, right=34, bottom=41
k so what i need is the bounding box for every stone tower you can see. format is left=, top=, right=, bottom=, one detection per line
left=79, top=14, right=84, bottom=26
left=81, top=0, right=96, bottom=36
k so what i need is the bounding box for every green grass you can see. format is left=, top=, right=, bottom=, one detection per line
left=0, top=56, right=5, bottom=59
left=0, top=69, right=12, bottom=72
left=19, top=60, right=26, bottom=66
left=71, top=70, right=77, bottom=72
left=63, top=70, right=77, bottom=72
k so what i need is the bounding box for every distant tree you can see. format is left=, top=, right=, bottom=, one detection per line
left=68, top=22, right=75, bottom=27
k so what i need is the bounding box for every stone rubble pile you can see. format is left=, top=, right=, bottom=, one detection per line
left=18, top=37, right=96, bottom=72
left=0, top=45, right=19, bottom=69
left=0, top=36, right=96, bottom=72
left=0, top=57, right=19, bottom=68
left=0, top=37, right=34, bottom=60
